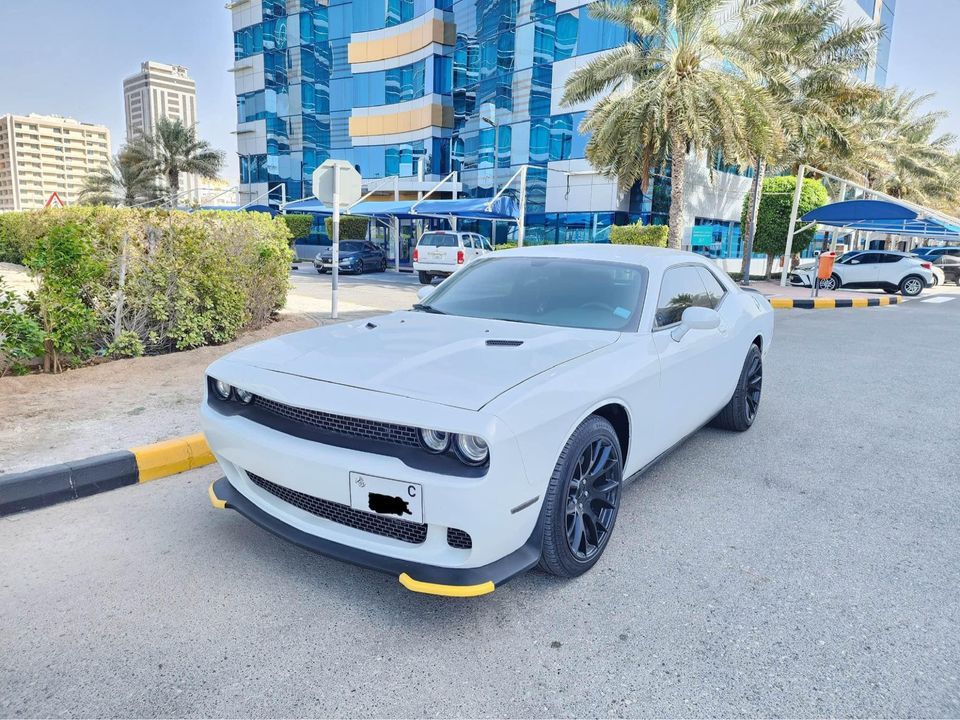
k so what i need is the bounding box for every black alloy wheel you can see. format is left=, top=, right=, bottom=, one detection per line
left=743, top=350, right=762, bottom=425
left=539, top=415, right=623, bottom=578
left=564, top=437, right=621, bottom=561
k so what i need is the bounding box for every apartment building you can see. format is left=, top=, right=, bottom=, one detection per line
left=0, top=113, right=111, bottom=211
left=123, top=61, right=200, bottom=201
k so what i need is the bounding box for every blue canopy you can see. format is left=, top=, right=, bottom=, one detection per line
left=283, top=195, right=520, bottom=221
left=802, top=199, right=960, bottom=239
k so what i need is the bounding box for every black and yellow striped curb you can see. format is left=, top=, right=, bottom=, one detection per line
left=769, top=296, right=901, bottom=309
left=0, top=434, right=215, bottom=516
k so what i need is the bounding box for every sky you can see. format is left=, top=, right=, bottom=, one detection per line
left=0, top=0, right=956, bottom=187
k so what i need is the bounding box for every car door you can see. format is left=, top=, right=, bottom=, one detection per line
left=652, top=265, right=731, bottom=444
left=839, top=252, right=882, bottom=287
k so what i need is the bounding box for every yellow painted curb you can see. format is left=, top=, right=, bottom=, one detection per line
left=131, top=433, right=216, bottom=483
left=769, top=298, right=793, bottom=309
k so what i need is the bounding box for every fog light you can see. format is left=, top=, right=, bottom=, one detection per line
left=418, top=428, right=450, bottom=454
left=235, top=388, right=254, bottom=404
left=213, top=379, right=232, bottom=400
left=454, top=434, right=488, bottom=465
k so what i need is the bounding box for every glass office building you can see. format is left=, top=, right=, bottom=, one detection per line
left=229, top=0, right=895, bottom=259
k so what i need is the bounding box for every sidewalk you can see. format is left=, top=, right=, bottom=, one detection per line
left=745, top=279, right=899, bottom=300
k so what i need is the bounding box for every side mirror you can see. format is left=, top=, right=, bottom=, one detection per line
left=416, top=285, right=435, bottom=302
left=671, top=306, right=721, bottom=342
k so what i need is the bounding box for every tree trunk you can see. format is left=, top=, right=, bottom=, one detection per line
left=740, top=156, right=766, bottom=277
left=667, top=131, right=686, bottom=250
left=168, top=170, right=179, bottom=208
left=765, top=253, right=775, bottom=280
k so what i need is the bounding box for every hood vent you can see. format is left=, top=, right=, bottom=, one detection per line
left=486, top=339, right=524, bottom=347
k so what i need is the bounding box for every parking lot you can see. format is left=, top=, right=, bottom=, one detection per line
left=2, top=294, right=958, bottom=717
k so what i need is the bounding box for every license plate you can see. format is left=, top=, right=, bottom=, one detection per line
left=348, top=472, right=423, bottom=524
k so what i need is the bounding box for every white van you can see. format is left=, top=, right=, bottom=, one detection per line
left=413, top=231, right=492, bottom=284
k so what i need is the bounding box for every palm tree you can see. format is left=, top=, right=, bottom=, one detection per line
left=125, top=117, right=225, bottom=206
left=561, top=0, right=789, bottom=249
left=852, top=89, right=957, bottom=206
left=79, top=150, right=161, bottom=207
left=738, top=0, right=882, bottom=276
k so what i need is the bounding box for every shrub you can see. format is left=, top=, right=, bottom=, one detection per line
left=609, top=223, right=669, bottom=247
left=0, top=276, right=43, bottom=376
left=24, top=222, right=106, bottom=372
left=0, top=207, right=292, bottom=371
left=106, top=330, right=144, bottom=358
left=494, top=242, right=518, bottom=250
left=741, top=176, right=829, bottom=277
left=282, top=214, right=314, bottom=241
left=324, top=214, right=369, bottom=240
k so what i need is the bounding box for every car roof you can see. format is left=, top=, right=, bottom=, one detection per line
left=492, top=243, right=709, bottom=271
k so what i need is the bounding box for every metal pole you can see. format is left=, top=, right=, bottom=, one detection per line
left=741, top=157, right=764, bottom=286
left=517, top=165, right=527, bottom=247
left=331, top=167, right=340, bottom=320
left=393, top=176, right=400, bottom=272
left=491, top=120, right=499, bottom=245
left=780, top=164, right=806, bottom=287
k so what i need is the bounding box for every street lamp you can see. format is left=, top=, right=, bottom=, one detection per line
left=481, top=110, right=499, bottom=246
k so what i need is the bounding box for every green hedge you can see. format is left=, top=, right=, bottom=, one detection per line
left=0, top=207, right=292, bottom=372
left=609, top=223, right=669, bottom=247
left=324, top=214, right=369, bottom=240
left=282, top=214, right=315, bottom=241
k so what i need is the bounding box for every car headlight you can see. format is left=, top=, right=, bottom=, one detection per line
left=235, top=388, right=254, bottom=404
left=418, top=428, right=451, bottom=453
left=213, top=379, right=232, bottom=400
left=454, top=434, right=488, bottom=465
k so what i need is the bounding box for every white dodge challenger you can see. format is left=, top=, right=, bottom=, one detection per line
left=204, top=245, right=773, bottom=596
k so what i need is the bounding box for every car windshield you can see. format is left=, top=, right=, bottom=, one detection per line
left=836, top=252, right=861, bottom=265
left=418, top=233, right=458, bottom=247
left=416, top=257, right=646, bottom=331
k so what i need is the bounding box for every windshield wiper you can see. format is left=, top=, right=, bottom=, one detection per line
left=412, top=303, right=447, bottom=314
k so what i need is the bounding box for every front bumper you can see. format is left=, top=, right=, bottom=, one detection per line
left=788, top=272, right=813, bottom=287
left=314, top=259, right=358, bottom=271
left=209, top=476, right=542, bottom=596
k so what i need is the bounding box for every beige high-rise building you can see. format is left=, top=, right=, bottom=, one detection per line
left=0, top=113, right=111, bottom=211
left=123, top=61, right=199, bottom=201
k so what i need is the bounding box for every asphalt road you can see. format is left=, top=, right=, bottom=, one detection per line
left=2, top=297, right=959, bottom=718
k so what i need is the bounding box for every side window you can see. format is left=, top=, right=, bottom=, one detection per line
left=879, top=253, right=901, bottom=263
left=857, top=252, right=882, bottom=264
left=655, top=266, right=713, bottom=328
left=696, top=267, right=726, bottom=308
left=461, top=235, right=475, bottom=249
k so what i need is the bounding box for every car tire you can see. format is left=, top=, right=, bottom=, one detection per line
left=711, top=345, right=763, bottom=432
left=418, top=271, right=432, bottom=285
left=356, top=259, right=364, bottom=275
left=899, top=275, right=924, bottom=297
left=819, top=274, right=841, bottom=291
left=538, top=415, right=623, bottom=579
left=317, top=267, right=326, bottom=274
left=883, top=288, right=897, bottom=294
left=932, top=275, right=940, bottom=287
left=379, top=258, right=387, bottom=272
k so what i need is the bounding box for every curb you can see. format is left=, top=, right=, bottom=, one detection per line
left=0, top=433, right=215, bottom=517
left=769, top=296, right=901, bottom=309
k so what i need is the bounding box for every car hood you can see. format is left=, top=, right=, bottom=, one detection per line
left=223, top=311, right=620, bottom=410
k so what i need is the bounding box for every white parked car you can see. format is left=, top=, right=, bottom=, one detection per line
left=203, top=245, right=773, bottom=596
left=413, top=230, right=491, bottom=284
left=788, top=250, right=934, bottom=296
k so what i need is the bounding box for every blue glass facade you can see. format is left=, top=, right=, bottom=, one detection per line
left=233, top=0, right=894, bottom=252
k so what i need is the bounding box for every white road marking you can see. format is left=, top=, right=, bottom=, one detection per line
left=921, top=296, right=956, bottom=304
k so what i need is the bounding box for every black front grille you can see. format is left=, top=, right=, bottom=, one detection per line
left=248, top=472, right=428, bottom=545
left=252, top=396, right=420, bottom=448
left=446, top=527, right=473, bottom=550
